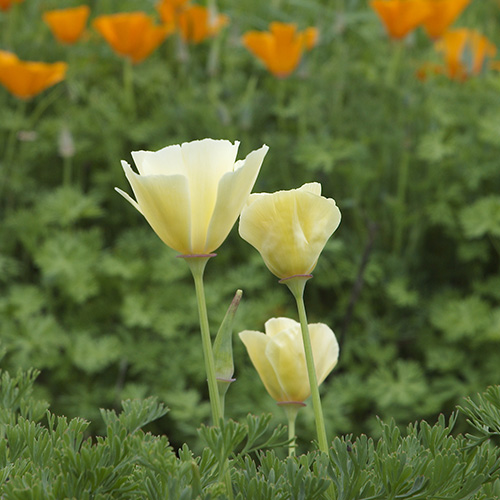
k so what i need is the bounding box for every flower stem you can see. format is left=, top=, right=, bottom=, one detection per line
left=283, top=276, right=329, bottom=454
left=182, top=255, right=234, bottom=499
left=393, top=147, right=410, bottom=255
left=279, top=402, right=304, bottom=457
left=182, top=255, right=223, bottom=426
left=123, top=57, right=136, bottom=116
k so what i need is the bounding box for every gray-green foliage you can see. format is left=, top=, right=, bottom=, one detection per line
left=1, top=369, right=500, bottom=499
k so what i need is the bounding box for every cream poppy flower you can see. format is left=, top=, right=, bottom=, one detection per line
left=116, top=139, right=268, bottom=255
left=238, top=182, right=341, bottom=279
left=239, top=318, right=339, bottom=403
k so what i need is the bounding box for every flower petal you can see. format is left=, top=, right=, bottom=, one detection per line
left=264, top=317, right=299, bottom=337
left=121, top=160, right=192, bottom=254
left=309, top=323, right=339, bottom=384
left=239, top=330, right=284, bottom=402
left=266, top=328, right=310, bottom=402
left=205, top=144, right=268, bottom=253
left=131, top=144, right=185, bottom=176
left=239, top=185, right=341, bottom=278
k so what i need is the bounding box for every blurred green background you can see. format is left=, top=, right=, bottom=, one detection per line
left=1, top=0, right=500, bottom=454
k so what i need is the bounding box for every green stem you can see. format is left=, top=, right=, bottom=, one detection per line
left=393, top=148, right=410, bottom=255
left=279, top=402, right=304, bottom=457
left=283, top=276, right=329, bottom=454
left=182, top=255, right=233, bottom=499
left=386, top=40, right=404, bottom=87
left=0, top=99, right=26, bottom=212
left=123, top=57, right=136, bottom=116
left=182, top=255, right=223, bottom=426
left=63, top=155, right=73, bottom=186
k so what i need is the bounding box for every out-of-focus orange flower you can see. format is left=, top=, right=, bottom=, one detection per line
left=176, top=5, right=228, bottom=44
left=156, top=0, right=189, bottom=26
left=0, top=51, right=67, bottom=99
left=43, top=5, right=91, bottom=44
left=0, top=0, right=23, bottom=11
left=436, top=29, right=497, bottom=80
left=242, top=22, right=318, bottom=78
left=421, top=0, right=470, bottom=39
left=93, top=12, right=173, bottom=64
left=370, top=0, right=432, bottom=39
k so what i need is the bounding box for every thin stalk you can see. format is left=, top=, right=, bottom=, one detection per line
left=63, top=155, right=73, bottom=186
left=122, top=57, right=136, bottom=116
left=283, top=276, right=329, bottom=454
left=393, top=147, right=409, bottom=254
left=279, top=402, right=304, bottom=457
left=182, top=255, right=233, bottom=499
left=386, top=40, right=405, bottom=87
left=183, top=255, right=223, bottom=426
left=0, top=99, right=26, bottom=212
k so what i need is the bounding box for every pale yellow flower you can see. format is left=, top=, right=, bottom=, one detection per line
left=239, top=318, right=339, bottom=403
left=238, top=182, right=341, bottom=279
left=116, top=139, right=268, bottom=255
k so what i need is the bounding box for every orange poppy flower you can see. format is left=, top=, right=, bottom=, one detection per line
left=370, top=0, right=432, bottom=39
left=0, top=0, right=23, bottom=11
left=93, top=12, right=173, bottom=64
left=43, top=5, right=91, bottom=44
left=0, top=51, right=67, bottom=99
left=176, top=5, right=228, bottom=44
left=156, top=0, right=189, bottom=26
left=436, top=29, right=497, bottom=80
left=421, top=0, right=470, bottom=39
left=242, top=22, right=318, bottom=78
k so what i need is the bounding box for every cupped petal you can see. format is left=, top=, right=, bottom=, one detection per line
left=298, top=181, right=322, bottom=196
left=121, top=161, right=192, bottom=254
left=239, top=185, right=341, bottom=279
left=132, top=144, right=185, bottom=176
left=266, top=328, right=309, bottom=402
left=179, top=139, right=240, bottom=252
left=239, top=330, right=284, bottom=402
left=204, top=144, right=268, bottom=253
left=264, top=317, right=300, bottom=337
left=422, top=0, right=470, bottom=39
left=309, top=323, right=339, bottom=384
left=242, top=31, right=274, bottom=64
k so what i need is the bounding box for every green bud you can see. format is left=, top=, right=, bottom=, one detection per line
left=213, top=290, right=242, bottom=402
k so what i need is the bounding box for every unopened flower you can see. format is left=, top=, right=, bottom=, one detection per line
left=0, top=51, right=67, bottom=99
left=239, top=318, right=339, bottom=404
left=93, top=12, right=173, bottom=64
left=116, top=139, right=268, bottom=255
left=370, top=0, right=432, bottom=40
left=242, top=22, right=318, bottom=78
left=421, top=0, right=470, bottom=40
left=43, top=5, right=90, bottom=44
left=176, top=4, right=229, bottom=44
left=0, top=0, right=23, bottom=11
left=239, top=182, right=341, bottom=280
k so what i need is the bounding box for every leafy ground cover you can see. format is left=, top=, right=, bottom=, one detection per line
left=1, top=0, right=500, bottom=466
